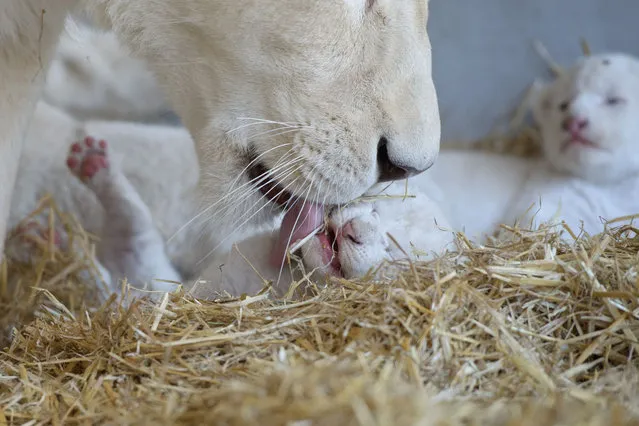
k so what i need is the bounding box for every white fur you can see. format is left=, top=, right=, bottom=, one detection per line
left=0, top=0, right=440, bottom=264
left=0, top=1, right=74, bottom=257
left=9, top=101, right=453, bottom=297
left=44, top=19, right=169, bottom=121
left=423, top=150, right=534, bottom=240
left=8, top=102, right=198, bottom=292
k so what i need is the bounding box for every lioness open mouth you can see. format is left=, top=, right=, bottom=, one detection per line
left=246, top=158, right=326, bottom=269
left=246, top=161, right=294, bottom=207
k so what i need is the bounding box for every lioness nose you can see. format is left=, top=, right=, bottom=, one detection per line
left=376, top=137, right=425, bottom=183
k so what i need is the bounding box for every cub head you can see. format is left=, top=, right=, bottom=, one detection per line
left=101, top=0, right=440, bottom=208
left=301, top=202, right=389, bottom=280
left=532, top=53, right=639, bottom=183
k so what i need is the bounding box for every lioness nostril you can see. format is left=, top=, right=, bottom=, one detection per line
left=376, top=136, right=422, bottom=183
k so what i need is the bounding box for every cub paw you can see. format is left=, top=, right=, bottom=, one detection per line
left=67, top=136, right=110, bottom=182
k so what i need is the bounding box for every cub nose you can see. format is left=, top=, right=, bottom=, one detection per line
left=376, top=137, right=426, bottom=183
left=562, top=116, right=589, bottom=134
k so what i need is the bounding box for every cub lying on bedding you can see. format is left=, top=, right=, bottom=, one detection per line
left=194, top=179, right=454, bottom=298
left=505, top=52, right=639, bottom=234
left=425, top=52, right=639, bottom=240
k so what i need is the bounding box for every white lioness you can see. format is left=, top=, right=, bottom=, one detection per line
left=0, top=0, right=441, bottom=267
left=6, top=17, right=451, bottom=296
left=11, top=27, right=450, bottom=297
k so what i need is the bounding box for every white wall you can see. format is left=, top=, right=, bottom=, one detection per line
left=429, top=0, right=638, bottom=142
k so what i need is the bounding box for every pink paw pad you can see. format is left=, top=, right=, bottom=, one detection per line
left=66, top=136, right=109, bottom=180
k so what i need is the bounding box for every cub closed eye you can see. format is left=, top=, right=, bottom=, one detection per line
left=606, top=96, right=624, bottom=105
left=559, top=101, right=570, bottom=112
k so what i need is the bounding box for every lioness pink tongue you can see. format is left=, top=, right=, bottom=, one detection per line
left=269, top=200, right=324, bottom=268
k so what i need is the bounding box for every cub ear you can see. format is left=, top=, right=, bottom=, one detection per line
left=528, top=79, right=552, bottom=125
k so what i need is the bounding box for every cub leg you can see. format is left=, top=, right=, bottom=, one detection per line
left=66, top=136, right=181, bottom=293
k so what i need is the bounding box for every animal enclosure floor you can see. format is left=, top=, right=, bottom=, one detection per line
left=1, top=199, right=639, bottom=425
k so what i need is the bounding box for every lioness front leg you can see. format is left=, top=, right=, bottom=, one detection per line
left=0, top=1, right=76, bottom=259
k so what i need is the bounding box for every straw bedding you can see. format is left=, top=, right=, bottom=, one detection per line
left=2, top=190, right=639, bottom=425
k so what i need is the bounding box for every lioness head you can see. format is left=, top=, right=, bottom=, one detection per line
left=101, top=0, right=439, bottom=206
left=532, top=53, right=639, bottom=183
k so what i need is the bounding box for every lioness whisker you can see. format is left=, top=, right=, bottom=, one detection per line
left=210, top=163, right=303, bottom=225
left=195, top=175, right=303, bottom=266
left=168, top=145, right=297, bottom=242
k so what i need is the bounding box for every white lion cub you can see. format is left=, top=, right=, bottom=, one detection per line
left=502, top=52, right=639, bottom=235
left=407, top=52, right=639, bottom=242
